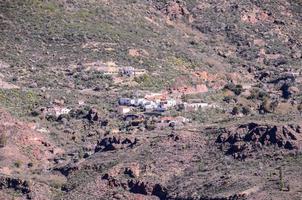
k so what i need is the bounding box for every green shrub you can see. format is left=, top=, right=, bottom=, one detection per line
left=248, top=88, right=268, bottom=100
left=223, top=96, right=233, bottom=103
left=14, top=160, right=22, bottom=168
left=224, top=83, right=243, bottom=95
left=0, top=134, right=7, bottom=148
left=261, top=98, right=271, bottom=113
left=28, top=163, right=34, bottom=168
left=242, top=106, right=251, bottom=115
left=260, top=98, right=278, bottom=113
left=231, top=106, right=240, bottom=115
left=297, top=103, right=302, bottom=113
left=279, top=167, right=285, bottom=191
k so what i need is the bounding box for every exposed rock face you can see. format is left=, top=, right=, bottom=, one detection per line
left=102, top=173, right=168, bottom=199
left=97, top=161, right=168, bottom=199
left=217, top=122, right=302, bottom=159
left=0, top=176, right=31, bottom=194
left=164, top=0, right=192, bottom=22
left=95, top=135, right=138, bottom=152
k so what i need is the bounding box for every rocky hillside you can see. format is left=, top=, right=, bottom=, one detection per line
left=0, top=0, right=302, bottom=199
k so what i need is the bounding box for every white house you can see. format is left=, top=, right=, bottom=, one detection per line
left=119, top=98, right=131, bottom=106
left=118, top=96, right=176, bottom=112
left=118, top=106, right=131, bottom=114
left=166, top=99, right=177, bottom=107
left=130, top=99, right=136, bottom=106
left=143, top=101, right=158, bottom=111
left=155, top=106, right=166, bottom=112
left=137, top=98, right=148, bottom=107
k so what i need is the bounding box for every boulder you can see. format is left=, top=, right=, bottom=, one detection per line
left=86, top=108, right=99, bottom=122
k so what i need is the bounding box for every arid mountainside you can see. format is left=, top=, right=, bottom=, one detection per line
left=0, top=0, right=302, bottom=199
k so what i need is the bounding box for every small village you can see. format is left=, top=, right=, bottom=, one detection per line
left=38, top=62, right=219, bottom=131
left=80, top=61, right=217, bottom=129
left=81, top=60, right=218, bottom=109
left=1, top=0, right=302, bottom=199
left=112, top=62, right=219, bottom=129
left=117, top=92, right=216, bottom=129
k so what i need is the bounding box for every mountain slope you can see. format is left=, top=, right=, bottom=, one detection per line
left=0, top=0, right=302, bottom=199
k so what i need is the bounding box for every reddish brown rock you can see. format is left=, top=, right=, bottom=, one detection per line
left=164, top=0, right=192, bottom=22
left=217, top=122, right=302, bottom=159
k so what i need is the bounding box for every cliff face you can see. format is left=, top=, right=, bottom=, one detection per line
left=0, top=0, right=302, bottom=199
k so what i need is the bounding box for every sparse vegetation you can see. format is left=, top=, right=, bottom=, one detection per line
left=242, top=106, right=251, bottom=115
left=248, top=88, right=269, bottom=100
left=0, top=0, right=301, bottom=199
left=297, top=103, right=302, bottom=114
left=279, top=167, right=285, bottom=191
left=260, top=97, right=278, bottom=114
left=231, top=106, right=240, bottom=115
left=0, top=89, right=40, bottom=117
left=134, top=74, right=167, bottom=90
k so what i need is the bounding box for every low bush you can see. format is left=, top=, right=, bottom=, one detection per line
left=0, top=134, right=7, bottom=148
left=224, top=83, right=243, bottom=95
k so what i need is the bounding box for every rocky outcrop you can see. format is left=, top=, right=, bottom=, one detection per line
left=95, top=136, right=138, bottom=152
left=0, top=175, right=31, bottom=194
left=217, top=122, right=302, bottom=159
left=163, top=0, right=192, bottom=22
left=102, top=173, right=168, bottom=200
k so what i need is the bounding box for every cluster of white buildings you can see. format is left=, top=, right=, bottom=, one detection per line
left=94, top=66, right=146, bottom=77
left=118, top=97, right=177, bottom=113
left=117, top=96, right=219, bottom=114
